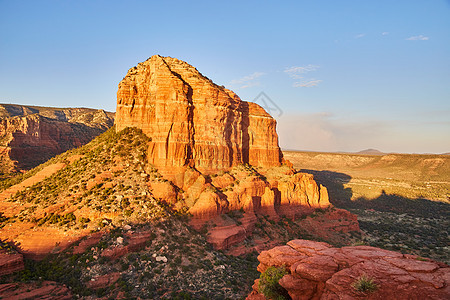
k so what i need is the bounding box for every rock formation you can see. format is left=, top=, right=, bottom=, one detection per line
left=0, top=249, right=24, bottom=276
left=0, top=281, right=72, bottom=299
left=114, top=55, right=329, bottom=214
left=247, top=239, right=450, bottom=299
left=115, top=55, right=282, bottom=176
left=0, top=104, right=114, bottom=173
left=114, top=56, right=338, bottom=250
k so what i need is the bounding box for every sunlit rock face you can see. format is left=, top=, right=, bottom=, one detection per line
left=115, top=56, right=333, bottom=251
left=0, top=107, right=114, bottom=171
left=115, top=55, right=282, bottom=175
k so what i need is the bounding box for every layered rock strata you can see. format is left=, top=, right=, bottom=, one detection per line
left=115, top=55, right=282, bottom=175
left=0, top=105, right=114, bottom=171
left=0, top=249, right=24, bottom=276
left=0, top=281, right=72, bottom=299
left=115, top=56, right=335, bottom=250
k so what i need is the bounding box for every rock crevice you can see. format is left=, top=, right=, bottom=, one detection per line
left=115, top=55, right=282, bottom=176
left=247, top=239, right=450, bottom=299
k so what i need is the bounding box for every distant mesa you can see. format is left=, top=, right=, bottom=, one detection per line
left=0, top=104, right=114, bottom=174
left=355, top=148, right=385, bottom=155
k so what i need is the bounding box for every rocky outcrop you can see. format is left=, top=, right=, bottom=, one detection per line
left=100, top=230, right=153, bottom=260
left=186, top=167, right=330, bottom=224
left=247, top=239, right=450, bottom=299
left=114, top=55, right=330, bottom=220
left=0, top=104, right=114, bottom=172
left=115, top=55, right=282, bottom=176
left=0, top=281, right=72, bottom=299
left=0, top=249, right=24, bottom=276
left=179, top=165, right=333, bottom=251
left=86, top=272, right=121, bottom=290
left=115, top=56, right=337, bottom=251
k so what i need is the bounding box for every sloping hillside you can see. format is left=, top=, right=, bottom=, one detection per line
left=0, top=127, right=262, bottom=298
left=0, top=127, right=361, bottom=299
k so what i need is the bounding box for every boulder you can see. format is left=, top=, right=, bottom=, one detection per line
left=0, top=249, right=24, bottom=276
left=247, top=239, right=450, bottom=299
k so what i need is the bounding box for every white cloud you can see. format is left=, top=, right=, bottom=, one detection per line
left=230, top=72, right=265, bottom=89
left=284, top=65, right=319, bottom=75
left=293, top=79, right=322, bottom=88
left=406, top=35, right=429, bottom=41
left=240, top=81, right=260, bottom=89
left=284, top=65, right=321, bottom=87
left=355, top=33, right=366, bottom=39
left=382, top=32, right=389, bottom=36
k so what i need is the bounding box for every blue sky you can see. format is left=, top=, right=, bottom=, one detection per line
left=1, top=0, right=449, bottom=153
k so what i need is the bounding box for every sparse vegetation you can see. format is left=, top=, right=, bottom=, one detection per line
left=285, top=151, right=450, bottom=263
left=2, top=218, right=260, bottom=299
left=351, top=274, right=378, bottom=294
left=258, top=265, right=290, bottom=300
left=0, top=127, right=263, bottom=298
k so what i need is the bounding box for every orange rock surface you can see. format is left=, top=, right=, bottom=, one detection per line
left=247, top=239, right=450, bottom=299
left=115, top=55, right=282, bottom=176
left=114, top=56, right=336, bottom=251
left=0, top=158, right=93, bottom=259
left=0, top=106, right=114, bottom=171
left=187, top=169, right=331, bottom=227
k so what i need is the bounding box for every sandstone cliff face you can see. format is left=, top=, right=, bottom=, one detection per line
left=114, top=56, right=335, bottom=251
left=0, top=105, right=114, bottom=172
left=248, top=239, right=450, bottom=300
left=116, top=55, right=282, bottom=175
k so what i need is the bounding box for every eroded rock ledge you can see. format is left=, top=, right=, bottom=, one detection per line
left=247, top=239, right=450, bottom=299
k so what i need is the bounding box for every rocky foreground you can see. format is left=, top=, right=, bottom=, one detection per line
left=248, top=239, right=450, bottom=299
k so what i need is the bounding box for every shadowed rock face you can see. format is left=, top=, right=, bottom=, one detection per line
left=0, top=281, right=72, bottom=299
left=0, top=105, right=114, bottom=172
left=115, top=55, right=282, bottom=175
left=0, top=249, right=24, bottom=276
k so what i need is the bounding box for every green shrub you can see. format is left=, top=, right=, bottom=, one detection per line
left=258, top=266, right=290, bottom=300
left=351, top=274, right=378, bottom=293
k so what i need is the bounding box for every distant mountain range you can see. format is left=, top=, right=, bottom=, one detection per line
left=354, top=148, right=385, bottom=155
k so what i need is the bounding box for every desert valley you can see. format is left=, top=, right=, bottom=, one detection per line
left=0, top=55, right=449, bottom=299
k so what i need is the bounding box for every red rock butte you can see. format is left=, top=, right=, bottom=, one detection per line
left=115, top=55, right=282, bottom=175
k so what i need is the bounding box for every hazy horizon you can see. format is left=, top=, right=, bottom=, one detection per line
left=1, top=1, right=449, bottom=154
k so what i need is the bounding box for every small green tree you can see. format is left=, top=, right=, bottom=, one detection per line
left=258, top=265, right=290, bottom=300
